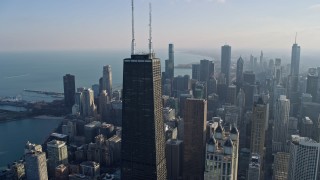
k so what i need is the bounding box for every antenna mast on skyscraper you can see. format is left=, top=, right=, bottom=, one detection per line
left=295, top=32, right=297, bottom=44
left=131, top=0, right=136, bottom=55
left=149, top=2, right=153, bottom=54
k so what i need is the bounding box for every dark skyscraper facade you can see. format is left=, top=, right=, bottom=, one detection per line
left=236, top=56, right=244, bottom=92
left=290, top=43, right=301, bottom=76
left=166, top=139, right=183, bottom=180
left=200, top=59, right=214, bottom=82
left=173, top=75, right=190, bottom=98
left=192, top=64, right=200, bottom=81
left=221, top=45, right=231, bottom=85
left=288, top=42, right=301, bottom=116
left=306, top=73, right=318, bottom=102
left=63, top=74, right=75, bottom=109
left=243, top=71, right=256, bottom=109
left=165, top=44, right=174, bottom=79
left=183, top=98, right=207, bottom=180
left=121, top=53, right=167, bottom=180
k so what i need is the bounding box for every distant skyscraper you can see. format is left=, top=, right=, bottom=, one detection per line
left=165, top=43, right=174, bottom=79
left=63, top=74, right=75, bottom=109
left=237, top=88, right=246, bottom=144
left=183, top=99, right=207, bottom=180
left=253, top=57, right=258, bottom=73
left=243, top=71, right=256, bottom=109
left=306, top=73, right=318, bottom=102
left=250, top=97, right=268, bottom=155
left=290, top=42, right=301, bottom=76
left=121, top=54, right=167, bottom=180
left=25, top=151, right=48, bottom=180
left=288, top=41, right=301, bottom=116
left=99, top=90, right=110, bottom=122
left=47, top=140, right=68, bottom=177
left=288, top=135, right=320, bottom=180
left=166, top=139, right=183, bottom=180
left=274, top=58, right=282, bottom=85
left=250, top=97, right=268, bottom=158
left=250, top=55, right=254, bottom=71
left=200, top=59, right=214, bottom=82
left=102, top=65, right=112, bottom=98
left=81, top=88, right=96, bottom=117
left=227, top=85, right=237, bottom=105
left=260, top=51, right=264, bottom=70
left=236, top=57, right=244, bottom=92
left=243, top=71, right=255, bottom=85
left=221, top=45, right=231, bottom=85
left=192, top=64, right=200, bottom=81
left=272, top=95, right=290, bottom=153
left=172, top=75, right=190, bottom=98
left=207, top=77, right=217, bottom=95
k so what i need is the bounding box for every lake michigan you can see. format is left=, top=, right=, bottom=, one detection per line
left=0, top=49, right=208, bottom=168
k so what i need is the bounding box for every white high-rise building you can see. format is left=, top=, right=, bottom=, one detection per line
left=288, top=135, right=320, bottom=180
left=204, top=123, right=239, bottom=180
left=99, top=90, right=110, bottom=122
left=81, top=88, right=96, bottom=117
left=272, top=95, right=290, bottom=153
left=25, top=151, right=48, bottom=180
left=102, top=65, right=112, bottom=98
left=47, top=140, right=68, bottom=177
left=24, top=142, right=48, bottom=180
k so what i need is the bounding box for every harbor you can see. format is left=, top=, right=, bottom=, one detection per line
left=0, top=90, right=66, bottom=122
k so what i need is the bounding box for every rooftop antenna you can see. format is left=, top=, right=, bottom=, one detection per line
left=295, top=32, right=297, bottom=44
left=131, top=0, right=136, bottom=55
left=148, top=2, right=153, bottom=54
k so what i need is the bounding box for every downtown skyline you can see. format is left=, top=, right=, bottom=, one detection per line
left=0, top=0, right=320, bottom=52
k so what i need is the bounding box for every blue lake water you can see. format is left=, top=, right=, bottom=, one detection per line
left=0, top=49, right=320, bottom=171
left=0, top=50, right=206, bottom=98
left=0, top=117, right=62, bottom=169
left=0, top=50, right=207, bottom=169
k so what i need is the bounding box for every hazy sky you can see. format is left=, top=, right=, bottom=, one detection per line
left=0, top=0, right=320, bottom=52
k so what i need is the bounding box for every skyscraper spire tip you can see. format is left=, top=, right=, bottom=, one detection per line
left=148, top=2, right=153, bottom=54
left=131, top=0, right=136, bottom=55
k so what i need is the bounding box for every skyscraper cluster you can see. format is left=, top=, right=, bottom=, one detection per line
left=4, top=1, right=320, bottom=180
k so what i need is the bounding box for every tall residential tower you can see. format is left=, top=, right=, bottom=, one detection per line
left=63, top=74, right=75, bottom=110
left=102, top=65, right=113, bottom=98
left=287, top=40, right=301, bottom=116
left=221, top=45, right=231, bottom=85
left=165, top=43, right=174, bottom=79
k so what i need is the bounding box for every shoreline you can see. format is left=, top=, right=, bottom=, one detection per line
left=0, top=117, right=64, bottom=170
left=33, top=115, right=64, bottom=120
